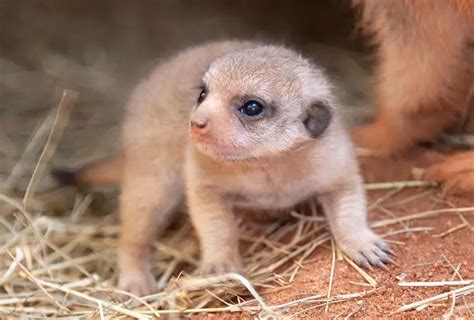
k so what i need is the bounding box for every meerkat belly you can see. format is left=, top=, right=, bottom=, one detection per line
left=224, top=170, right=316, bottom=210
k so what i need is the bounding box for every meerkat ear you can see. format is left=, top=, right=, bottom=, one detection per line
left=303, top=101, right=332, bottom=138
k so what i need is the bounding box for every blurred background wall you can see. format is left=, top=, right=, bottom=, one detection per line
left=0, top=0, right=375, bottom=189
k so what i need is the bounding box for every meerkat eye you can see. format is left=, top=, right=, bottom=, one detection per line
left=197, top=87, right=207, bottom=104
left=239, top=100, right=264, bottom=117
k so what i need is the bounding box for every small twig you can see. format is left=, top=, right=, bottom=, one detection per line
left=382, top=227, right=433, bottom=238
left=443, top=255, right=464, bottom=281
left=0, top=247, right=24, bottom=285
left=343, top=254, right=377, bottom=287
left=368, top=187, right=402, bottom=210
left=433, top=223, right=467, bottom=238
left=157, top=259, right=179, bottom=290
left=98, top=302, right=105, bottom=320
left=365, top=181, right=436, bottom=191
left=444, top=292, right=456, bottom=319
left=290, top=211, right=325, bottom=222
left=325, top=239, right=336, bottom=313
left=395, top=284, right=474, bottom=313
left=344, top=301, right=363, bottom=319
left=399, top=280, right=473, bottom=287
left=371, top=207, right=474, bottom=229
left=450, top=264, right=463, bottom=281
left=458, top=213, right=472, bottom=229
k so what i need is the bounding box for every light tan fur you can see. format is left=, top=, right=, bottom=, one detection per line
left=351, top=0, right=474, bottom=194
left=61, top=40, right=388, bottom=296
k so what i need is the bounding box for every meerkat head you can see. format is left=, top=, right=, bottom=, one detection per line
left=189, top=45, right=335, bottom=162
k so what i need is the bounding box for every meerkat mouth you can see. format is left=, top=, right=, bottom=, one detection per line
left=193, top=138, right=306, bottom=165
left=194, top=139, right=255, bottom=162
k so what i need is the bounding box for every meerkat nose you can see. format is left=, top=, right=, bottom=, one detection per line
left=190, top=119, right=208, bottom=130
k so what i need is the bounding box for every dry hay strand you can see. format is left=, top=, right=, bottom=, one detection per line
left=1, top=91, right=473, bottom=318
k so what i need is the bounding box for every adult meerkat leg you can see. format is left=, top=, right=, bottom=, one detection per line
left=426, top=151, right=474, bottom=195
left=186, top=187, right=242, bottom=274
left=319, top=177, right=389, bottom=268
left=352, top=1, right=474, bottom=155
left=118, top=159, right=183, bottom=296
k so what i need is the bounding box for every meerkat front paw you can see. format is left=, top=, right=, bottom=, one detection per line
left=336, top=228, right=391, bottom=269
left=118, top=269, right=156, bottom=297
left=200, top=255, right=243, bottom=275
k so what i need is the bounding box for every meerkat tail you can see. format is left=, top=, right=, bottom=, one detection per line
left=52, top=154, right=125, bottom=187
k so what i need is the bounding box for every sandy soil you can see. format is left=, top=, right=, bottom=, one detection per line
left=195, top=154, right=474, bottom=319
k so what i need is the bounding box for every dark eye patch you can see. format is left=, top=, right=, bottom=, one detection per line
left=239, top=100, right=264, bottom=117
left=232, top=95, right=275, bottom=121
left=197, top=86, right=207, bottom=104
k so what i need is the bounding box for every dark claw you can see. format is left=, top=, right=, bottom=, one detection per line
left=377, top=261, right=390, bottom=271
left=380, top=255, right=390, bottom=264
left=376, top=241, right=390, bottom=251
left=360, top=253, right=376, bottom=270
left=387, top=256, right=401, bottom=267
left=378, top=243, right=395, bottom=256
left=385, top=248, right=397, bottom=257
left=355, top=255, right=372, bottom=270
left=372, top=247, right=389, bottom=261
left=364, top=262, right=375, bottom=271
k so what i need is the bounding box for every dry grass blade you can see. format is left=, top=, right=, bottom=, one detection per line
left=0, top=193, right=47, bottom=253
left=34, top=278, right=152, bottom=319
left=171, top=273, right=268, bottom=310
left=344, top=301, right=363, bottom=319
left=371, top=207, right=474, bottom=228
left=398, top=280, right=473, bottom=287
left=325, top=239, right=336, bottom=313
left=23, top=90, right=79, bottom=209
left=365, top=180, right=436, bottom=191
left=1, top=111, right=55, bottom=194
left=433, top=223, right=467, bottom=238
left=396, top=284, right=474, bottom=314
left=343, top=254, right=377, bottom=287
left=5, top=249, right=69, bottom=312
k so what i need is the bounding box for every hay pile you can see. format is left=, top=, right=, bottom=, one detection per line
left=1, top=90, right=473, bottom=318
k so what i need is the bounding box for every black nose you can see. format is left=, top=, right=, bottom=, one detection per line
left=190, top=120, right=208, bottom=129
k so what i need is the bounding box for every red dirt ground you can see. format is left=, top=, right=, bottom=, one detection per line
left=194, top=152, right=474, bottom=319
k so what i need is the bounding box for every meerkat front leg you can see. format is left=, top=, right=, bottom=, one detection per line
left=118, top=159, right=183, bottom=296
left=186, top=186, right=243, bottom=274
left=319, top=176, right=390, bottom=268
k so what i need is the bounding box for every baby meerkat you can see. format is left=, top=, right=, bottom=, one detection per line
left=55, top=40, right=390, bottom=296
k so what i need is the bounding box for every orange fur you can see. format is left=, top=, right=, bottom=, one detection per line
left=453, top=0, right=474, bottom=17
left=426, top=151, right=474, bottom=195
left=352, top=0, right=474, bottom=194
left=74, top=154, right=124, bottom=186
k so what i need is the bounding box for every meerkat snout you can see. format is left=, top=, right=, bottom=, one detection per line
left=189, top=108, right=213, bottom=141
left=190, top=119, right=208, bottom=130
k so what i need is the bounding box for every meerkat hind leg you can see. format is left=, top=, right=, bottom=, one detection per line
left=319, top=185, right=390, bottom=268
left=118, top=164, right=183, bottom=296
